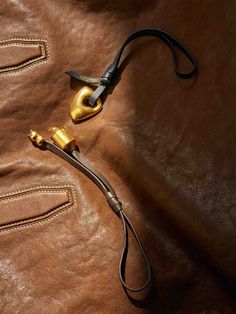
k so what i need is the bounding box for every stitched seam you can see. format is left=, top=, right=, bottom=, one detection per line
left=0, top=55, right=45, bottom=72
left=0, top=197, right=72, bottom=230
left=0, top=44, right=46, bottom=72
left=0, top=185, right=71, bottom=198
left=0, top=185, right=76, bottom=232
left=0, top=185, right=74, bottom=225
left=0, top=185, right=70, bottom=199
left=0, top=43, right=44, bottom=48
left=0, top=185, right=77, bottom=233
left=0, top=38, right=48, bottom=43
left=0, top=189, right=70, bottom=203
left=0, top=38, right=49, bottom=76
left=0, top=58, right=48, bottom=76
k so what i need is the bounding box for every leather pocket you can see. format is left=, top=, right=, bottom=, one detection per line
left=0, top=185, right=75, bottom=231
left=0, top=38, right=49, bottom=75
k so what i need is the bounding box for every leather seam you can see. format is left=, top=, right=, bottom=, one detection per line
left=0, top=184, right=77, bottom=233
left=0, top=38, right=49, bottom=76
left=0, top=185, right=70, bottom=199
left=0, top=189, right=70, bottom=203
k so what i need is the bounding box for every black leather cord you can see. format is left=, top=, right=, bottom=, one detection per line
left=43, top=140, right=152, bottom=292
left=67, top=28, right=197, bottom=106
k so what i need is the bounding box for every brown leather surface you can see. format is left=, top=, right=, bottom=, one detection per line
left=0, top=0, right=236, bottom=313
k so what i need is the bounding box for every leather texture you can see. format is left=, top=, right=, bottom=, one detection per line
left=0, top=0, right=236, bottom=313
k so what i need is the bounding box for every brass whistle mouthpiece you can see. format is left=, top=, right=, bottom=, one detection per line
left=50, top=127, right=76, bottom=151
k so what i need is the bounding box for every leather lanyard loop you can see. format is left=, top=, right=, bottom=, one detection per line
left=38, top=138, right=152, bottom=292
left=119, top=211, right=152, bottom=292
left=67, top=28, right=197, bottom=106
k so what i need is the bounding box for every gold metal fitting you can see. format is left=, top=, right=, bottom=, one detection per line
left=50, top=127, right=76, bottom=151
left=70, top=86, right=102, bottom=122
left=28, top=130, right=45, bottom=146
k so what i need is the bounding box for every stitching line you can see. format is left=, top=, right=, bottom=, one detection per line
left=0, top=185, right=77, bottom=233
left=0, top=44, right=45, bottom=72
left=0, top=189, right=69, bottom=203
left=0, top=38, right=49, bottom=76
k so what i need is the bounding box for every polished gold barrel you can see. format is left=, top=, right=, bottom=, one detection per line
left=51, top=127, right=76, bottom=151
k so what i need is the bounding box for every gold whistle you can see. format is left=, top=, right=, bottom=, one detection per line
left=28, top=128, right=76, bottom=152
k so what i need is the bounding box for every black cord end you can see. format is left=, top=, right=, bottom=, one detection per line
left=100, top=64, right=117, bottom=86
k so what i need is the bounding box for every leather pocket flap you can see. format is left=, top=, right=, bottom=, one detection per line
left=0, top=185, right=75, bottom=231
left=0, top=38, right=48, bottom=75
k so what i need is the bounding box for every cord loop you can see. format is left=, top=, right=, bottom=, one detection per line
left=67, top=28, right=197, bottom=106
